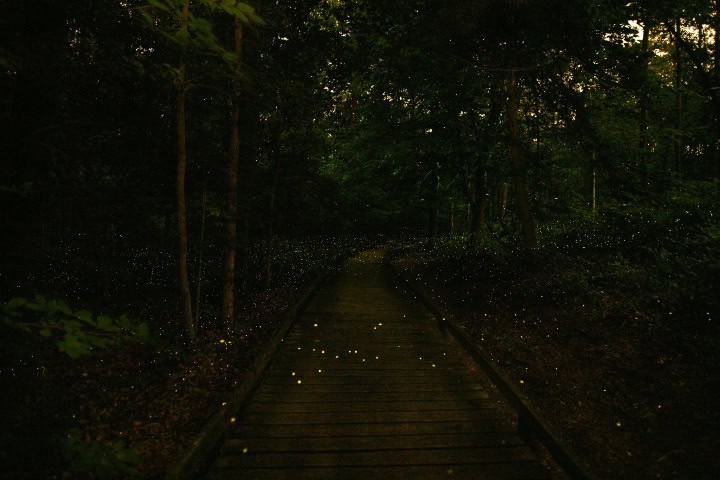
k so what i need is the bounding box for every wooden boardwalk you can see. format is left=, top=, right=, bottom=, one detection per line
left=205, top=250, right=551, bottom=479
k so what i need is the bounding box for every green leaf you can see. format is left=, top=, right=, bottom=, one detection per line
left=172, top=29, right=190, bottom=45
left=148, top=0, right=172, bottom=13
left=222, top=51, right=239, bottom=65
left=136, top=322, right=150, bottom=341
left=63, top=319, right=82, bottom=333
left=56, top=300, right=72, bottom=315
left=88, top=336, right=111, bottom=349
left=97, top=315, right=119, bottom=332
left=39, top=329, right=52, bottom=337
left=74, top=310, right=94, bottom=324
left=58, top=333, right=92, bottom=359
left=6, top=297, right=27, bottom=310
left=191, top=17, right=213, bottom=34
left=139, top=8, right=155, bottom=25
left=117, top=314, right=132, bottom=328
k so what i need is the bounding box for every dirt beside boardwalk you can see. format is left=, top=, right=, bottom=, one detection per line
left=2, top=286, right=305, bottom=480
left=391, top=247, right=720, bottom=479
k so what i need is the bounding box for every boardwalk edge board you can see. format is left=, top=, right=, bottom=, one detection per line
left=383, top=249, right=594, bottom=480
left=165, top=250, right=354, bottom=480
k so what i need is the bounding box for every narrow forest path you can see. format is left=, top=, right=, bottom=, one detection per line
left=205, top=250, right=551, bottom=479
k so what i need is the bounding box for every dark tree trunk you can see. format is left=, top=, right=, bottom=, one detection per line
left=432, top=164, right=440, bottom=238
left=506, top=69, right=536, bottom=249
left=195, top=182, right=208, bottom=330
left=222, top=19, right=244, bottom=332
left=469, top=167, right=488, bottom=243
left=265, top=155, right=282, bottom=288
left=176, top=0, right=195, bottom=340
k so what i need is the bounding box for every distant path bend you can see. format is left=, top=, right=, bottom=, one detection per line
left=206, top=249, right=550, bottom=480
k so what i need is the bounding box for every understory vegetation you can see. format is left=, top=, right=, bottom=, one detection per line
left=1, top=237, right=359, bottom=479
left=392, top=185, right=720, bottom=478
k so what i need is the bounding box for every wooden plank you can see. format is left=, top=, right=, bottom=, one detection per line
left=260, top=376, right=476, bottom=386
left=249, top=390, right=490, bottom=403
left=221, top=432, right=525, bottom=453
left=286, top=331, right=435, bottom=341
left=213, top=446, right=539, bottom=468
left=239, top=409, right=504, bottom=425
left=258, top=383, right=487, bottom=394
left=269, top=362, right=459, bottom=369
left=244, top=399, right=495, bottom=413
left=294, top=317, right=429, bottom=324
left=285, top=338, right=445, bottom=346
left=267, top=368, right=472, bottom=378
left=228, top=420, right=515, bottom=438
left=206, top=462, right=549, bottom=480
left=276, top=348, right=452, bottom=356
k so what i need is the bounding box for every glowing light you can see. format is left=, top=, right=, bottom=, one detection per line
left=230, top=417, right=236, bottom=423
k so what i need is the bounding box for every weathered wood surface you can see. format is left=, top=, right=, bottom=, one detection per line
left=205, top=250, right=550, bottom=480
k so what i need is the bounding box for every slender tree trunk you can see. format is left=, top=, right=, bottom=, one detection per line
left=469, top=167, right=488, bottom=243
left=639, top=22, right=651, bottom=181
left=236, top=100, right=257, bottom=294
left=506, top=69, right=537, bottom=249
left=432, top=164, right=440, bottom=238
left=265, top=156, right=281, bottom=288
left=221, top=18, right=244, bottom=332
left=714, top=1, right=720, bottom=175
left=195, top=183, right=207, bottom=330
left=592, top=168, right=597, bottom=212
left=584, top=156, right=597, bottom=213
left=450, top=199, right=455, bottom=236
left=466, top=203, right=471, bottom=236
left=673, top=18, right=683, bottom=173
left=498, top=182, right=508, bottom=221
left=175, top=0, right=194, bottom=340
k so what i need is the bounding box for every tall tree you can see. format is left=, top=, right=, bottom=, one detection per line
left=175, top=0, right=195, bottom=339
left=142, top=0, right=262, bottom=339
left=221, top=17, right=244, bottom=332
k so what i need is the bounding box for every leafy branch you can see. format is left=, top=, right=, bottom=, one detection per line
left=1, top=296, right=151, bottom=359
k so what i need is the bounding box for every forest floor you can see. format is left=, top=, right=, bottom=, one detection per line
left=391, top=242, right=720, bottom=479
left=1, top=263, right=351, bottom=480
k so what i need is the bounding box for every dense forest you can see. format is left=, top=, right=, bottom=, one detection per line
left=1, top=0, right=719, bottom=478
